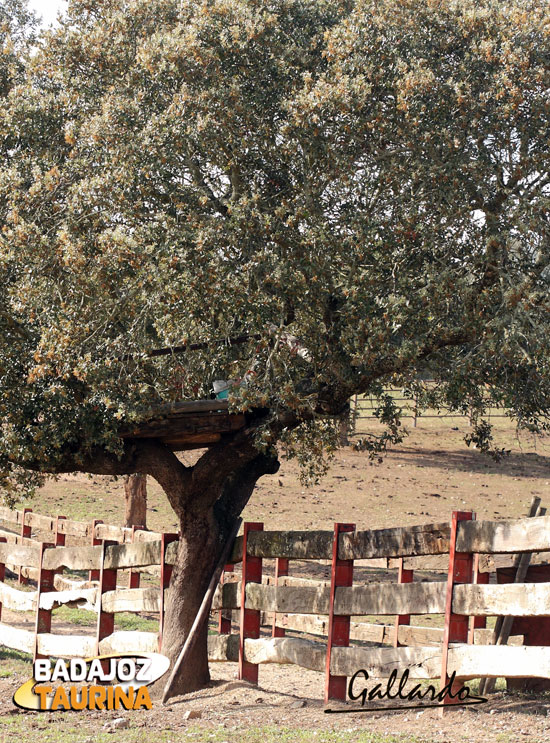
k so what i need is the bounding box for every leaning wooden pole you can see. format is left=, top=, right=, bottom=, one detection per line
left=479, top=498, right=545, bottom=696
left=162, top=518, right=242, bottom=704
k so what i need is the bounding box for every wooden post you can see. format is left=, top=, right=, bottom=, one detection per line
left=440, top=510, right=474, bottom=712
left=34, top=542, right=55, bottom=662
left=272, top=558, right=289, bottom=638
left=0, top=536, right=5, bottom=621
left=239, top=522, right=263, bottom=684
left=467, top=554, right=489, bottom=644
left=158, top=532, right=179, bottom=651
left=482, top=502, right=547, bottom=695
left=95, top=540, right=118, bottom=654
left=218, top=562, right=234, bottom=635
left=18, top=507, right=32, bottom=584
left=54, top=515, right=66, bottom=547
left=479, top=496, right=542, bottom=697
left=325, top=522, right=355, bottom=703
left=393, top=558, right=413, bottom=647
left=53, top=515, right=66, bottom=580
left=350, top=394, right=358, bottom=437
left=128, top=525, right=143, bottom=589
left=89, top=519, right=103, bottom=582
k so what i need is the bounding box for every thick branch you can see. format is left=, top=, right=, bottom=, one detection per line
left=354, top=327, right=475, bottom=396
left=18, top=438, right=190, bottom=516
left=186, top=154, right=228, bottom=217
left=213, top=451, right=280, bottom=536
left=189, top=424, right=271, bottom=509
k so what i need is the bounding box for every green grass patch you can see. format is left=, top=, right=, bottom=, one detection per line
left=0, top=646, right=32, bottom=677
left=0, top=719, right=429, bottom=743
left=52, top=605, right=159, bottom=632
left=52, top=604, right=97, bottom=627
left=114, top=612, right=159, bottom=632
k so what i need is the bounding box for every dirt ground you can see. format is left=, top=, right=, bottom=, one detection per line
left=2, top=417, right=550, bottom=742
left=31, top=418, right=550, bottom=533
left=1, top=666, right=550, bottom=743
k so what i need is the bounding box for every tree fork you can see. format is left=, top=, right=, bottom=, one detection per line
left=157, top=446, right=279, bottom=699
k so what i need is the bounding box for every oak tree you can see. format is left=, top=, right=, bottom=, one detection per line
left=1, top=0, right=549, bottom=695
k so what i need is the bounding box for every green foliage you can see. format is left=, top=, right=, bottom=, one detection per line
left=0, top=0, right=549, bottom=495
left=0, top=645, right=32, bottom=677
left=279, top=418, right=340, bottom=485
left=0, top=0, right=37, bottom=97
left=464, top=419, right=511, bottom=462
left=352, top=393, right=405, bottom=459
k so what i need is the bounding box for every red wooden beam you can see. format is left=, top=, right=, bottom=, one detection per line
left=325, top=522, right=355, bottom=703
left=128, top=525, right=144, bottom=589
left=34, top=542, right=55, bottom=662
left=53, top=515, right=66, bottom=580
left=54, top=515, right=66, bottom=547
left=158, top=532, right=179, bottom=651
left=393, top=557, right=414, bottom=647
left=272, top=558, right=289, bottom=638
left=89, top=519, right=103, bottom=582
left=440, top=510, right=474, bottom=712
left=218, top=562, right=235, bottom=635
left=239, top=522, right=263, bottom=685
left=95, top=540, right=118, bottom=654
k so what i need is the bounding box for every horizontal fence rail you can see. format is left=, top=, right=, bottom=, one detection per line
left=351, top=386, right=508, bottom=428
left=0, top=504, right=549, bottom=706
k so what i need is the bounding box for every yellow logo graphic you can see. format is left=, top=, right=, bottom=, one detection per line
left=13, top=653, right=170, bottom=711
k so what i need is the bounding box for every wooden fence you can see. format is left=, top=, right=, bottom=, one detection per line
left=352, top=386, right=507, bottom=428
left=1, top=506, right=550, bottom=705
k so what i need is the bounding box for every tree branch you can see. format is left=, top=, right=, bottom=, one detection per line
left=185, top=154, right=228, bottom=217
left=18, top=438, right=191, bottom=517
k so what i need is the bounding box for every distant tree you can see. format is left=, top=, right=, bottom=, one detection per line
left=124, top=473, right=147, bottom=529
left=1, top=0, right=549, bottom=695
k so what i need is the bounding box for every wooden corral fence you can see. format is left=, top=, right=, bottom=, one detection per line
left=1, top=506, right=550, bottom=706
left=0, top=505, right=177, bottom=659
left=352, top=385, right=507, bottom=428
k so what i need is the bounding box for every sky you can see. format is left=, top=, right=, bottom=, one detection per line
left=27, top=0, right=68, bottom=27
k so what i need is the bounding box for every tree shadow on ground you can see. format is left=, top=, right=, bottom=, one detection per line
left=391, top=448, right=550, bottom=480
left=488, top=691, right=550, bottom=715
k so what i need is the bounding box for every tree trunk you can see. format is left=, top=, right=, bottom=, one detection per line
left=338, top=400, right=351, bottom=446
left=158, top=449, right=279, bottom=699
left=124, top=472, right=147, bottom=528
left=160, top=507, right=225, bottom=695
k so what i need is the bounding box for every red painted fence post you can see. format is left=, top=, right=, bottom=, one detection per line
left=34, top=542, right=55, bottom=662
left=19, top=507, right=32, bottom=584
left=128, top=525, right=144, bottom=589
left=89, top=519, right=103, bottom=582
left=55, top=515, right=66, bottom=547
left=53, top=515, right=66, bottom=581
left=393, top=557, right=414, bottom=647
left=468, top=553, right=489, bottom=644
left=238, top=522, right=263, bottom=684
left=158, top=532, right=179, bottom=651
left=218, top=562, right=235, bottom=635
left=440, top=510, right=474, bottom=711
left=95, top=540, right=118, bottom=655
left=272, top=558, right=289, bottom=638
left=325, top=522, right=355, bottom=703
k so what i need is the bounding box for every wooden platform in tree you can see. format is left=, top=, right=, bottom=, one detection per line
left=121, top=399, right=247, bottom=451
